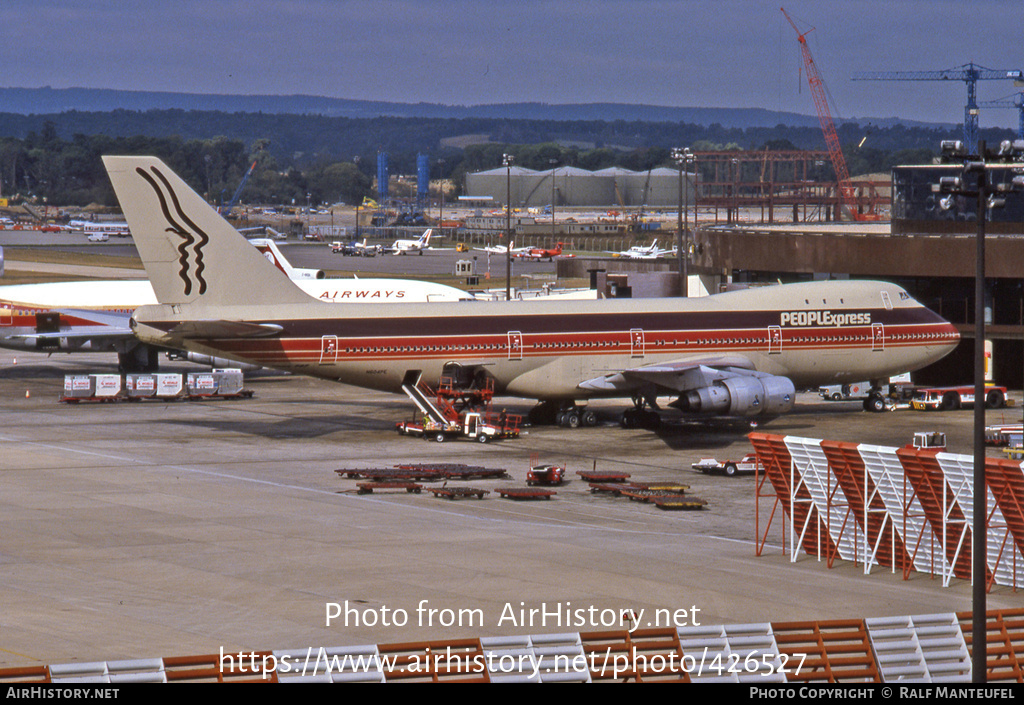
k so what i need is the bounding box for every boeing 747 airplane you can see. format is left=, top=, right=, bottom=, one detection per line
left=105, top=156, right=960, bottom=428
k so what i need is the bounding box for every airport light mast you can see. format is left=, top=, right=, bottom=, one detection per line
left=936, top=138, right=1024, bottom=683
left=503, top=153, right=513, bottom=301
left=549, top=158, right=557, bottom=243
left=672, top=147, right=694, bottom=297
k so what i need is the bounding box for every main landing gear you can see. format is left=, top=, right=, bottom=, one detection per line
left=619, top=396, right=662, bottom=429
left=862, top=389, right=890, bottom=413
left=528, top=401, right=599, bottom=428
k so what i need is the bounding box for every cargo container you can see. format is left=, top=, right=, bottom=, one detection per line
left=60, top=374, right=122, bottom=402
left=61, top=369, right=250, bottom=403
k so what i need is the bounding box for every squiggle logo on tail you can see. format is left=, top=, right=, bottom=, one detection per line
left=135, top=166, right=210, bottom=296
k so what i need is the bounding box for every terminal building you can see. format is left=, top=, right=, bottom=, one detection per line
left=547, top=156, right=1024, bottom=388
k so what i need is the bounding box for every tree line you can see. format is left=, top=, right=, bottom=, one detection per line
left=0, top=110, right=1011, bottom=208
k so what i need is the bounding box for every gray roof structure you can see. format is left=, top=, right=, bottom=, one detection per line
left=465, top=165, right=697, bottom=208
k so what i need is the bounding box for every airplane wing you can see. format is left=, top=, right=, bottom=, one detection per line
left=7, top=309, right=135, bottom=344
left=167, top=320, right=285, bottom=339
left=59, top=309, right=135, bottom=329
left=9, top=325, right=135, bottom=342
left=577, top=355, right=755, bottom=393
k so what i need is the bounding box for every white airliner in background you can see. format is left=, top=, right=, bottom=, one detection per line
left=0, top=238, right=472, bottom=371
left=474, top=240, right=530, bottom=255
left=608, top=239, right=674, bottom=259
left=387, top=229, right=432, bottom=255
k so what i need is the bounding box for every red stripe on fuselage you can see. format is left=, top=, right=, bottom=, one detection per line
left=182, top=321, right=957, bottom=366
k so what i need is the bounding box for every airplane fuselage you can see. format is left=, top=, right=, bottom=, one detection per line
left=130, top=280, right=959, bottom=402
left=0, top=278, right=471, bottom=356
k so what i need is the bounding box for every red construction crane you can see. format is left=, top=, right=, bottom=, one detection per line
left=781, top=8, right=878, bottom=221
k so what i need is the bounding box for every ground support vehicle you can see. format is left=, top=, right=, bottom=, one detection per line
left=526, top=464, right=565, bottom=486
left=397, top=376, right=520, bottom=443
left=330, top=240, right=378, bottom=256
left=986, top=424, right=1024, bottom=447
left=911, top=431, right=947, bottom=450
left=910, top=384, right=1007, bottom=411
left=396, top=411, right=519, bottom=443
left=819, top=381, right=871, bottom=401
left=429, top=487, right=489, bottom=500
left=691, top=453, right=761, bottom=476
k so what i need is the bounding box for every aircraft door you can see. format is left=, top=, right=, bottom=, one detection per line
left=0, top=306, right=11, bottom=326
left=319, top=335, right=339, bottom=364
left=630, top=328, right=645, bottom=358
left=35, top=312, right=60, bottom=333
left=35, top=312, right=60, bottom=349
left=767, top=325, right=782, bottom=355
left=507, top=331, right=523, bottom=360
left=872, top=323, right=884, bottom=352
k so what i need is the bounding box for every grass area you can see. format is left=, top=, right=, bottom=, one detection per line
left=4, top=247, right=143, bottom=269
left=0, top=270, right=93, bottom=285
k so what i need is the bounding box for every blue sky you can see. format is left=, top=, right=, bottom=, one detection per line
left=3, top=0, right=1023, bottom=128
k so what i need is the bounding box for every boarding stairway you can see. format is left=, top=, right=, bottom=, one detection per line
left=400, top=372, right=459, bottom=427
left=401, top=372, right=499, bottom=428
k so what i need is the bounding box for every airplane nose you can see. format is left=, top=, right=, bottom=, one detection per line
left=933, top=320, right=961, bottom=359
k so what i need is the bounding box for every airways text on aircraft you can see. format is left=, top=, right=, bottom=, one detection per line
left=779, top=310, right=872, bottom=327
left=319, top=289, right=407, bottom=301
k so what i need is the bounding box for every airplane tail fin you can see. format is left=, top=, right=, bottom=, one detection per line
left=249, top=238, right=325, bottom=280
left=249, top=238, right=293, bottom=276
left=103, top=156, right=312, bottom=307
left=421, top=229, right=432, bottom=247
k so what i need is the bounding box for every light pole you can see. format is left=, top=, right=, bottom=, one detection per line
left=685, top=150, right=695, bottom=295
left=936, top=138, right=1024, bottom=683
left=504, top=153, right=514, bottom=300
left=672, top=148, right=693, bottom=297
left=204, top=154, right=211, bottom=204
left=549, top=158, right=558, bottom=243
left=437, top=158, right=445, bottom=241
left=353, top=156, right=361, bottom=241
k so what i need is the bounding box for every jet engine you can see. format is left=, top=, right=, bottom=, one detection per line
left=168, top=351, right=263, bottom=371
left=670, top=374, right=795, bottom=418
left=290, top=267, right=326, bottom=280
